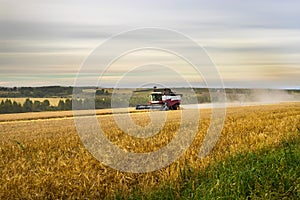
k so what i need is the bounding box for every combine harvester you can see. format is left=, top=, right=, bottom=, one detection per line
left=135, top=87, right=182, bottom=111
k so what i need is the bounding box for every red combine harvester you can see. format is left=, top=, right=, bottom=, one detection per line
left=136, top=88, right=181, bottom=111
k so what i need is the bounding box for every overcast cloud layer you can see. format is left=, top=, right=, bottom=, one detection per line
left=0, top=0, right=299, bottom=88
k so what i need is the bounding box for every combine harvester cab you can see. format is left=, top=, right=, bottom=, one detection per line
left=136, top=88, right=181, bottom=111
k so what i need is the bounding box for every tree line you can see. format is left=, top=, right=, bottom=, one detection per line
left=0, top=86, right=113, bottom=98
left=0, top=86, right=74, bottom=98
left=0, top=99, right=65, bottom=114
left=0, top=97, right=115, bottom=114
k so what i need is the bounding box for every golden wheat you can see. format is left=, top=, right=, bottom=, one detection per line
left=0, top=103, right=299, bottom=199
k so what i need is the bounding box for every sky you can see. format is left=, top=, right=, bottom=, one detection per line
left=0, top=0, right=299, bottom=89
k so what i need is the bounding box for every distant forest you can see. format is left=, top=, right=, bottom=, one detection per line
left=0, top=86, right=73, bottom=98
left=0, top=86, right=112, bottom=114
left=0, top=98, right=111, bottom=114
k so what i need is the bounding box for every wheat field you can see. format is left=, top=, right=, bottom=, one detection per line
left=0, top=103, right=299, bottom=199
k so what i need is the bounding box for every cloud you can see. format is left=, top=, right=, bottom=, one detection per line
left=0, top=0, right=299, bottom=88
left=0, top=20, right=117, bottom=40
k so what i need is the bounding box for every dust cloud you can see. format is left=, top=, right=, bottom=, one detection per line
left=228, top=89, right=300, bottom=104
